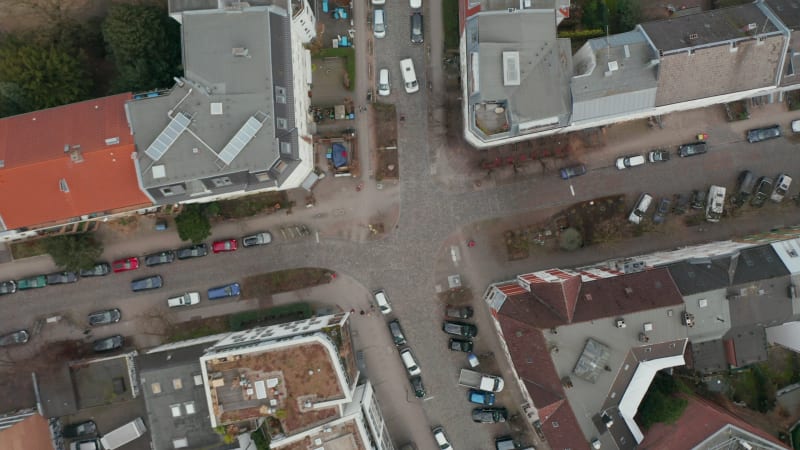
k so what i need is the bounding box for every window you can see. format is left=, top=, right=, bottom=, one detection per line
left=275, top=86, right=287, bottom=104
left=211, top=177, right=233, bottom=187
left=173, top=438, right=188, bottom=449
left=194, top=374, right=203, bottom=386
left=161, top=187, right=173, bottom=196
left=280, top=141, right=293, bottom=155
left=170, top=404, right=182, bottom=417
left=151, top=382, right=162, bottom=394
left=273, top=160, right=288, bottom=173
left=184, top=401, right=196, bottom=415
left=173, top=378, right=183, bottom=390
left=159, top=185, right=185, bottom=196
left=276, top=118, right=288, bottom=130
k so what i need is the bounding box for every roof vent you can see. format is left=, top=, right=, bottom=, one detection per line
left=745, top=23, right=757, bottom=32
left=105, top=137, right=120, bottom=145
left=232, top=47, right=250, bottom=57
left=210, top=103, right=223, bottom=116
left=624, top=287, right=633, bottom=296
left=0, top=160, right=4, bottom=168
left=585, top=293, right=593, bottom=301
left=59, top=178, right=70, bottom=193
left=152, top=165, right=166, bottom=179
left=64, top=144, right=70, bottom=153
left=604, top=61, right=619, bottom=77
left=688, top=33, right=699, bottom=40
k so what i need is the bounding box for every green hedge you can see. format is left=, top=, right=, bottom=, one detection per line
left=557, top=29, right=605, bottom=39
left=314, top=47, right=355, bottom=91
left=229, top=303, right=313, bottom=331
left=443, top=0, right=459, bottom=50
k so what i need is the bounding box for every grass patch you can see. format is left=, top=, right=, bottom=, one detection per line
left=443, top=0, right=459, bottom=50
left=166, top=316, right=230, bottom=342
left=242, top=268, right=334, bottom=299
left=10, top=239, right=49, bottom=259
left=229, top=303, right=313, bottom=331
left=216, top=192, right=289, bottom=219
left=314, top=47, right=356, bottom=91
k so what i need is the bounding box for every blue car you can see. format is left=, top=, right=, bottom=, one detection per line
left=208, top=282, right=241, bottom=300
left=468, top=389, right=495, bottom=406
left=559, top=164, right=587, bottom=180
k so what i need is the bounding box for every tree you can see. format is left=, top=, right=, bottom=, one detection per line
left=43, top=234, right=103, bottom=271
left=613, top=0, right=641, bottom=33
left=636, top=373, right=689, bottom=429
left=581, top=0, right=607, bottom=30
left=102, top=4, right=182, bottom=93
left=175, top=205, right=212, bottom=244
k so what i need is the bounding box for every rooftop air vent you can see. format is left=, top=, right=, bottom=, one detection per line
left=502, top=51, right=521, bottom=86
left=688, top=33, right=699, bottom=40
left=232, top=47, right=250, bottom=57
left=105, top=137, right=120, bottom=145
left=745, top=23, right=757, bottom=32
left=59, top=178, right=69, bottom=193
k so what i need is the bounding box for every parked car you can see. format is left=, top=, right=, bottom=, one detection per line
left=615, top=154, right=645, bottom=170
left=17, top=275, right=47, bottom=290
left=690, top=189, right=705, bottom=209
left=734, top=170, right=756, bottom=207
left=559, top=164, right=587, bottom=180
left=652, top=198, right=671, bottom=224
left=0, top=330, right=29, bottom=347
left=448, top=338, right=474, bottom=352
left=144, top=251, right=175, bottom=267
left=468, top=389, right=496, bottom=406
left=46, top=271, right=78, bottom=285
left=746, top=124, right=781, bottom=143
left=432, top=427, right=452, bottom=450
left=167, top=292, right=200, bottom=308
left=92, top=335, right=124, bottom=352
left=373, top=289, right=392, bottom=314
left=678, top=142, right=708, bottom=157
left=70, top=439, right=101, bottom=450
left=445, top=305, right=473, bottom=319
left=410, top=12, right=423, bottom=44
left=400, top=348, right=421, bottom=376
left=242, top=232, right=272, bottom=247
left=131, top=275, right=163, bottom=292
left=388, top=320, right=407, bottom=346
left=62, top=420, right=97, bottom=438
left=410, top=376, right=426, bottom=398
left=176, top=244, right=209, bottom=260
left=442, top=321, right=478, bottom=338
left=792, top=119, right=800, bottom=133
left=208, top=282, right=240, bottom=300
left=750, top=176, right=773, bottom=207
left=0, top=280, right=16, bottom=295
left=79, top=263, right=111, bottom=277
left=648, top=148, right=670, bottom=162
left=373, top=8, right=386, bottom=39
left=212, top=239, right=238, bottom=253
left=771, top=174, right=793, bottom=202
left=112, top=257, right=140, bottom=273
left=378, top=68, right=390, bottom=96
left=672, top=193, right=690, bottom=215
left=409, top=0, right=421, bottom=8
left=88, top=309, right=121, bottom=326
left=472, top=407, right=508, bottom=423
left=628, top=193, right=653, bottom=225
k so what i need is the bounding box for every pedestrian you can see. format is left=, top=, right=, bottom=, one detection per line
left=370, top=304, right=375, bottom=312
left=360, top=310, right=365, bottom=315
left=350, top=308, right=355, bottom=314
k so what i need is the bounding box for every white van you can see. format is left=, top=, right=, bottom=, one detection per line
left=373, top=289, right=392, bottom=314
left=373, top=9, right=386, bottom=38
left=400, top=348, right=421, bottom=376
left=378, top=68, right=390, bottom=96
left=167, top=292, right=200, bottom=308
left=400, top=58, right=419, bottom=94
left=628, top=193, right=653, bottom=224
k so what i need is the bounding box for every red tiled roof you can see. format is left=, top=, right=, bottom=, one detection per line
left=640, top=394, right=788, bottom=449
left=529, top=275, right=582, bottom=323
left=541, top=400, right=591, bottom=450
left=0, top=414, right=54, bottom=450
left=0, top=94, right=151, bottom=229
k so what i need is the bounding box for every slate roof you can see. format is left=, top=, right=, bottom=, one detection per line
left=732, top=246, right=790, bottom=285
left=667, top=257, right=735, bottom=296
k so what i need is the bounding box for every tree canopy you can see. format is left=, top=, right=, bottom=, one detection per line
left=636, top=373, right=688, bottom=429
left=175, top=205, right=212, bottom=244
left=44, top=233, right=104, bottom=271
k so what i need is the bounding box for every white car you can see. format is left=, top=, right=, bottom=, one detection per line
left=628, top=193, right=653, bottom=224
left=373, top=9, right=386, bottom=39
left=792, top=119, right=800, bottom=133
left=771, top=174, right=792, bottom=202
left=410, top=0, right=421, bottom=8
left=167, top=292, right=201, bottom=308
left=378, top=68, right=390, bottom=96
left=400, top=348, right=421, bottom=376
left=615, top=154, right=646, bottom=170
left=373, top=289, right=392, bottom=314
left=432, top=427, right=452, bottom=450
left=371, top=0, right=385, bottom=4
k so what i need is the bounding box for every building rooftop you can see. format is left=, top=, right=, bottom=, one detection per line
left=682, top=289, right=731, bottom=344
left=0, top=94, right=151, bottom=230
left=640, top=3, right=780, bottom=54
left=274, top=415, right=367, bottom=450
left=724, top=325, right=769, bottom=367
left=771, top=237, right=800, bottom=274
left=667, top=257, right=735, bottom=296
left=0, top=412, right=54, bottom=450
left=765, top=0, right=800, bottom=30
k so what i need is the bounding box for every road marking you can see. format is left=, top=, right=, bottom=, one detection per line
left=569, top=184, right=575, bottom=196
left=450, top=246, right=460, bottom=266
left=315, top=231, right=320, bottom=244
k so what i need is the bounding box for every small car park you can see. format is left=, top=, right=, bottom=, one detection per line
left=0, top=330, right=29, bottom=346
left=747, top=124, right=781, bottom=143
left=373, top=9, right=386, bottom=39
left=112, top=257, right=139, bottom=273
left=88, top=309, right=122, bottom=326
left=176, top=243, right=208, bottom=259
left=46, top=271, right=78, bottom=285
left=751, top=177, right=773, bottom=208
left=400, top=348, right=421, bottom=376
left=472, top=407, right=508, bottom=423
left=652, top=198, right=671, bottom=224
left=167, top=292, right=200, bottom=308
left=208, top=282, right=240, bottom=300
left=468, top=389, right=496, bottom=406
left=131, top=275, right=163, bottom=292
left=409, top=376, right=426, bottom=398
left=69, top=438, right=101, bottom=450
left=373, top=289, right=392, bottom=314
left=445, top=305, right=473, bottom=319
left=678, top=142, right=708, bottom=157
left=378, top=68, right=390, bottom=96
left=212, top=239, right=238, bottom=253
left=771, top=174, right=792, bottom=202
left=615, top=155, right=645, bottom=170
left=17, top=275, right=47, bottom=290
left=442, top=320, right=478, bottom=338
left=648, top=148, right=670, bottom=162
left=410, top=12, right=423, bottom=44
left=92, top=335, right=124, bottom=353
left=388, top=320, right=407, bottom=346
left=242, top=232, right=273, bottom=247
left=559, top=164, right=587, bottom=180
left=144, top=250, right=175, bottom=267
left=79, top=263, right=111, bottom=277
left=448, top=338, right=474, bottom=352
left=628, top=193, right=653, bottom=225
left=0, top=280, right=16, bottom=295
left=62, top=420, right=97, bottom=438
left=432, top=427, right=452, bottom=450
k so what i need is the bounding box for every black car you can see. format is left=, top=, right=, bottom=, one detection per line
left=0, top=280, right=16, bottom=295
left=750, top=176, right=773, bottom=207
left=559, top=164, right=587, bottom=180
left=690, top=190, right=705, bottom=210
left=131, top=275, right=163, bottom=292
left=176, top=244, right=209, bottom=260
left=442, top=321, right=478, bottom=338
left=46, top=271, right=78, bottom=285
left=0, top=330, right=29, bottom=347
left=410, top=376, right=426, bottom=398
left=448, top=338, right=474, bottom=352
left=471, top=407, right=508, bottom=423
left=652, top=198, right=671, bottom=224
left=88, top=309, right=122, bottom=326
left=92, top=335, right=124, bottom=352
left=746, top=124, right=781, bottom=143
left=410, top=12, right=423, bottom=44
left=648, top=148, right=670, bottom=162
left=445, top=305, right=473, bottom=319
left=672, top=193, right=690, bottom=215
left=678, top=142, right=708, bottom=157
left=388, top=320, right=407, bottom=346
left=62, top=420, right=97, bottom=438
left=144, top=251, right=175, bottom=267
left=734, top=170, right=756, bottom=207
left=79, top=263, right=111, bottom=277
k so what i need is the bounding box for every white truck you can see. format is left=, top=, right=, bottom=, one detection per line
left=100, top=417, right=147, bottom=450
left=167, top=292, right=200, bottom=308
left=458, top=369, right=505, bottom=392
left=705, top=185, right=726, bottom=223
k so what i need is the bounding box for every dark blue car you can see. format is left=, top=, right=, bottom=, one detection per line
left=559, top=164, right=587, bottom=180
left=468, top=389, right=496, bottom=406
left=208, top=282, right=241, bottom=300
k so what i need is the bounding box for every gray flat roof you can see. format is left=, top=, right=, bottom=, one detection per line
left=733, top=246, right=790, bottom=285
left=640, top=3, right=780, bottom=53
left=477, top=0, right=554, bottom=11
left=683, top=289, right=731, bottom=344
left=690, top=339, right=729, bottom=373
left=727, top=276, right=796, bottom=328
left=668, top=257, right=734, bottom=296
left=765, top=0, right=800, bottom=29
left=725, top=325, right=768, bottom=367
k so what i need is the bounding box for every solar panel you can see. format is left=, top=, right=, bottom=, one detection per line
left=217, top=116, right=263, bottom=165
left=144, top=112, right=191, bottom=161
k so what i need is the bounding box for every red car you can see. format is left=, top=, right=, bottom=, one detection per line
left=212, top=239, right=238, bottom=253
left=112, top=257, right=140, bottom=273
